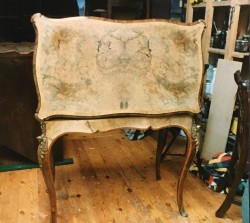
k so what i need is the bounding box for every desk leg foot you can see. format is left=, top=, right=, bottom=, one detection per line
left=180, top=208, right=188, bottom=217
left=51, top=212, right=57, bottom=223
left=156, top=175, right=161, bottom=181
left=177, top=128, right=196, bottom=217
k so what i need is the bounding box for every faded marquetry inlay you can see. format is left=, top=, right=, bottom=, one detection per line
left=32, top=14, right=205, bottom=120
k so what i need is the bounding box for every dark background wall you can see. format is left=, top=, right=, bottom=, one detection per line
left=0, top=0, right=181, bottom=42
left=0, top=0, right=79, bottom=42
left=151, top=0, right=171, bottom=19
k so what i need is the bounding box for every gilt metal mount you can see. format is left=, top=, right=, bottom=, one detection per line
left=37, top=120, right=48, bottom=166
left=191, top=121, right=201, bottom=153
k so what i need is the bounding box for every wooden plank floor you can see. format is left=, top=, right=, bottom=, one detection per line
left=0, top=130, right=242, bottom=223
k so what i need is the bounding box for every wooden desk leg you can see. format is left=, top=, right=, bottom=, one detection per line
left=37, top=125, right=57, bottom=223
left=177, top=132, right=196, bottom=217
left=156, top=125, right=197, bottom=217
left=41, top=153, right=57, bottom=223
left=156, top=128, right=168, bottom=180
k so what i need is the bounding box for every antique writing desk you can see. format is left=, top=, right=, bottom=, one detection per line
left=31, top=13, right=205, bottom=222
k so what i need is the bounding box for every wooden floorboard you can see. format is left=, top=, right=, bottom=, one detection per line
left=0, top=130, right=242, bottom=222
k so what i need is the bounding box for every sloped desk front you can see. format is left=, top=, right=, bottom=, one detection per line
left=31, top=14, right=205, bottom=222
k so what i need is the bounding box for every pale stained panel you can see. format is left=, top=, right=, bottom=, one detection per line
left=32, top=14, right=205, bottom=120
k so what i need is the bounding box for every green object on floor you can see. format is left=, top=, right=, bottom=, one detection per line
left=0, top=158, right=74, bottom=172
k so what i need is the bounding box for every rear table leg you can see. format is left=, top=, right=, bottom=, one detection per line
left=156, top=128, right=168, bottom=180
left=37, top=121, right=57, bottom=223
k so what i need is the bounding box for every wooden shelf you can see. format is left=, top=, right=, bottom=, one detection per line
left=186, top=0, right=250, bottom=63
left=232, top=51, right=250, bottom=58
left=213, top=0, right=249, bottom=6
left=208, top=47, right=225, bottom=55
left=213, top=1, right=231, bottom=7
left=184, top=2, right=206, bottom=8
left=185, top=0, right=249, bottom=8
left=237, top=0, right=250, bottom=6
left=192, top=2, right=206, bottom=8
left=209, top=47, right=250, bottom=58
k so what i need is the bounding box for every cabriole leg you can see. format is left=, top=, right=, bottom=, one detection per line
left=37, top=121, right=57, bottom=223
left=177, top=122, right=200, bottom=217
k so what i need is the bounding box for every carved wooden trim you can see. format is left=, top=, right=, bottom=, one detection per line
left=191, top=120, right=201, bottom=153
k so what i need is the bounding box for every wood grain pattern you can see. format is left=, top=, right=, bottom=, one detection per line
left=32, top=14, right=205, bottom=120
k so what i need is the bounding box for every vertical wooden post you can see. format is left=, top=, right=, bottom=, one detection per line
left=185, top=1, right=194, bottom=23
left=224, top=0, right=240, bottom=60
left=202, top=0, right=214, bottom=64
